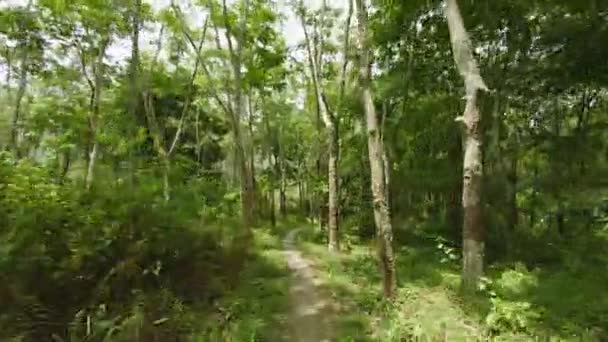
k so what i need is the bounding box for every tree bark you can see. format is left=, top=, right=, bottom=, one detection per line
left=221, top=0, right=256, bottom=231
left=445, top=0, right=488, bottom=292
left=84, top=38, right=109, bottom=190
left=59, top=150, right=71, bottom=184
left=11, top=51, right=28, bottom=158
left=279, top=148, right=287, bottom=217
left=298, top=2, right=341, bottom=251
left=269, top=154, right=277, bottom=227
left=355, top=0, right=397, bottom=299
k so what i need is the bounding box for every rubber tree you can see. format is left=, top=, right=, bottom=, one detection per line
left=297, top=0, right=348, bottom=251
left=355, top=0, right=397, bottom=299
left=444, top=0, right=489, bottom=292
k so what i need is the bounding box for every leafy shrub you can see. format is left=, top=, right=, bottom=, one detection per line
left=481, top=266, right=542, bottom=335
left=0, top=154, right=232, bottom=341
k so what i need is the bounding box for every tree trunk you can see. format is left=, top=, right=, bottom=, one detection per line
left=163, top=158, right=170, bottom=203
left=269, top=154, right=277, bottom=227
left=327, top=127, right=339, bottom=250
left=85, top=141, right=99, bottom=190
left=11, top=53, right=27, bottom=158
left=247, top=93, right=259, bottom=217
left=445, top=0, right=488, bottom=292
left=355, top=0, right=397, bottom=299
left=279, top=159, right=287, bottom=217
left=298, top=2, right=341, bottom=251
left=221, top=0, right=255, bottom=231
left=84, top=40, right=108, bottom=190
left=59, top=150, right=71, bottom=184
left=129, top=0, right=141, bottom=121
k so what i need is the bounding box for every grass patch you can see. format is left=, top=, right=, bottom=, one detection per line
left=189, top=227, right=291, bottom=341
left=298, top=236, right=483, bottom=341
left=296, top=226, right=608, bottom=341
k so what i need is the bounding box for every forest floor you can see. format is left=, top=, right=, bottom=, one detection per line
left=214, top=221, right=607, bottom=341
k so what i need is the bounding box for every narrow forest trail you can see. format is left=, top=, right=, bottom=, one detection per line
left=283, top=228, right=337, bottom=342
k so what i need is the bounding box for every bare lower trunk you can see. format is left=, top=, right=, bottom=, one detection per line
left=237, top=140, right=255, bottom=229
left=279, top=149, right=287, bottom=217
left=270, top=189, right=276, bottom=227
left=11, top=60, right=27, bottom=157
left=85, top=141, right=98, bottom=190
left=445, top=0, right=488, bottom=292
left=382, top=147, right=391, bottom=207
left=299, top=4, right=341, bottom=250
left=327, top=127, right=339, bottom=251
left=59, top=150, right=71, bottom=184
left=298, top=180, right=304, bottom=213
left=163, top=158, right=170, bottom=202
left=221, top=0, right=255, bottom=232
left=356, top=0, right=397, bottom=299
left=82, top=37, right=109, bottom=191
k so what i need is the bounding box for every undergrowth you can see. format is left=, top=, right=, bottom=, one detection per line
left=296, top=226, right=608, bottom=341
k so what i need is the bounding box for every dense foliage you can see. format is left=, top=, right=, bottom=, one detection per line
left=1, top=0, right=607, bottom=340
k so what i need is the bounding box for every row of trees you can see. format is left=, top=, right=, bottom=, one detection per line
left=301, top=0, right=608, bottom=298
left=1, top=0, right=607, bottom=338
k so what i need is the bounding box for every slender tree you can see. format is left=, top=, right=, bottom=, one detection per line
left=355, top=0, right=397, bottom=298
left=297, top=1, right=343, bottom=251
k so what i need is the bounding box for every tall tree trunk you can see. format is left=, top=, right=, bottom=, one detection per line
left=355, top=0, right=397, bottom=299
left=327, top=126, right=339, bottom=249
left=269, top=154, right=277, bottom=227
left=127, top=0, right=142, bottom=185
left=279, top=151, right=287, bottom=217
left=11, top=53, right=27, bottom=158
left=221, top=0, right=255, bottom=231
left=247, top=92, right=259, bottom=216
left=298, top=2, right=342, bottom=251
left=129, top=0, right=141, bottom=120
left=445, top=0, right=488, bottom=292
left=84, top=39, right=109, bottom=190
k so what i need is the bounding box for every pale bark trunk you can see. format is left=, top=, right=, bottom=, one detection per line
left=128, top=0, right=142, bottom=184
left=163, top=159, right=170, bottom=202
left=85, top=141, right=99, bottom=190
left=11, top=53, right=27, bottom=157
left=247, top=93, right=259, bottom=216
left=355, top=0, right=397, bottom=299
left=299, top=2, right=341, bottom=251
left=269, top=154, right=276, bottom=227
left=222, top=0, right=255, bottom=231
left=327, top=128, right=339, bottom=250
left=129, top=0, right=141, bottom=120
left=279, top=150, right=287, bottom=217
left=445, top=0, right=488, bottom=292
left=9, top=0, right=33, bottom=157
left=84, top=39, right=109, bottom=190
left=59, top=150, right=71, bottom=184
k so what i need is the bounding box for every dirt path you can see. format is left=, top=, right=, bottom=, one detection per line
left=283, top=228, right=335, bottom=342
